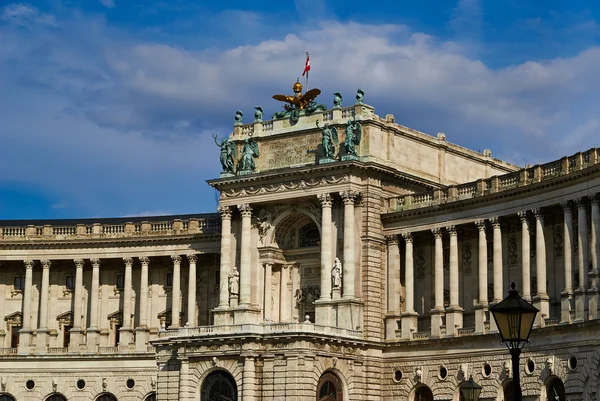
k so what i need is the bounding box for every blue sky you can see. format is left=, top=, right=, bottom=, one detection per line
left=1, top=0, right=599, bottom=220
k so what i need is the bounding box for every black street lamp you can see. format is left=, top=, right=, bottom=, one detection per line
left=460, top=375, right=483, bottom=401
left=490, top=283, right=539, bottom=401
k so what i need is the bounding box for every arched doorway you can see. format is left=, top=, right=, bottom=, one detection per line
left=547, top=378, right=566, bottom=401
left=201, top=371, right=237, bottom=401
left=144, top=393, right=157, bottom=401
left=0, top=395, right=16, bottom=401
left=317, top=371, right=343, bottom=401
left=414, top=386, right=434, bottom=401
left=45, top=395, right=67, bottom=401
left=96, top=394, right=117, bottom=401
left=503, top=381, right=513, bottom=401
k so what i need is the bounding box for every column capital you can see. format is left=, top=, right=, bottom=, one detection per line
left=171, top=255, right=182, bottom=264
left=74, top=259, right=85, bottom=269
left=263, top=262, right=272, bottom=270
left=237, top=203, right=252, bottom=216
left=339, top=190, right=361, bottom=205
left=475, top=220, right=486, bottom=231
left=431, top=228, right=442, bottom=238
left=590, top=193, right=600, bottom=204
left=217, top=205, right=232, bottom=218
left=139, top=256, right=150, bottom=265
left=489, top=217, right=501, bottom=228
left=187, top=254, right=198, bottom=263
left=446, top=225, right=457, bottom=236
left=24, top=260, right=34, bottom=269
left=91, top=258, right=101, bottom=268
left=403, top=233, right=413, bottom=243
left=560, top=201, right=573, bottom=212
left=517, top=210, right=528, bottom=222
left=385, top=235, right=399, bottom=245
left=574, top=197, right=587, bottom=209
left=123, top=257, right=134, bottom=267
left=317, top=193, right=333, bottom=207
left=532, top=207, right=544, bottom=220
left=41, top=260, right=51, bottom=269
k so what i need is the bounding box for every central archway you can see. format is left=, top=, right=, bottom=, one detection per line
left=317, top=371, right=343, bottom=401
left=0, top=395, right=16, bottom=401
left=45, top=395, right=67, bottom=401
left=201, top=370, right=237, bottom=401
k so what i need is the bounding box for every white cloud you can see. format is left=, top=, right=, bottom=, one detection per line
left=1, top=3, right=56, bottom=26
left=99, top=0, right=115, bottom=9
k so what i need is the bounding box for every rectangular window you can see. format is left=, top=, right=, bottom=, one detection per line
left=10, top=326, right=21, bottom=348
left=166, top=272, right=173, bottom=287
left=63, top=325, right=72, bottom=347
left=116, top=274, right=125, bottom=289
left=13, top=277, right=25, bottom=291
left=65, top=276, right=75, bottom=290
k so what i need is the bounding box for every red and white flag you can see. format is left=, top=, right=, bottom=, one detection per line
left=302, top=52, right=310, bottom=76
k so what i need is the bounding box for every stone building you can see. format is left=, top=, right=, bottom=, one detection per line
left=0, top=85, right=599, bottom=401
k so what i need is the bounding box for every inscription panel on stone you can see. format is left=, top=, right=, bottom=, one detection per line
left=259, top=132, right=321, bottom=171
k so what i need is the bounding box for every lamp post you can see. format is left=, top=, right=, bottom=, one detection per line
left=460, top=375, right=482, bottom=401
left=490, top=283, right=539, bottom=401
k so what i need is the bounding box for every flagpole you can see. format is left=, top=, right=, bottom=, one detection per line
left=305, top=52, right=309, bottom=92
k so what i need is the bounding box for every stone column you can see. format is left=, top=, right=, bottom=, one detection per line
left=574, top=199, right=589, bottom=322
left=36, top=260, right=51, bottom=353
left=18, top=260, right=34, bottom=354
left=590, top=194, right=600, bottom=319
left=401, top=233, right=418, bottom=339
left=430, top=228, right=444, bottom=337
left=318, top=193, right=333, bottom=301
left=87, top=258, right=100, bottom=352
left=69, top=259, right=85, bottom=352
left=561, top=202, right=574, bottom=324
left=263, top=263, right=272, bottom=322
left=119, top=257, right=134, bottom=351
left=171, top=255, right=182, bottom=328
left=187, top=254, right=197, bottom=326
left=532, top=208, right=549, bottom=324
left=279, top=265, right=290, bottom=322
left=474, top=220, right=488, bottom=334
left=136, top=256, right=150, bottom=352
left=340, top=191, right=358, bottom=299
left=489, top=217, right=503, bottom=332
left=385, top=235, right=401, bottom=339
left=217, top=206, right=232, bottom=308
left=518, top=211, right=531, bottom=301
left=238, top=203, right=253, bottom=306
left=243, top=356, right=256, bottom=401
left=446, top=226, right=462, bottom=336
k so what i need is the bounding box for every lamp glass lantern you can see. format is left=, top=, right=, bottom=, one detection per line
left=460, top=375, right=482, bottom=401
left=490, top=282, right=538, bottom=349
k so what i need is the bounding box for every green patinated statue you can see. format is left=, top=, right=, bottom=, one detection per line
left=304, top=101, right=327, bottom=114
left=213, top=134, right=237, bottom=173
left=254, top=106, right=264, bottom=122
left=333, top=92, right=343, bottom=109
left=238, top=136, right=260, bottom=172
left=355, top=89, right=365, bottom=105
left=234, top=110, right=243, bottom=125
left=271, top=110, right=288, bottom=120
left=344, top=112, right=362, bottom=156
left=316, top=120, right=339, bottom=159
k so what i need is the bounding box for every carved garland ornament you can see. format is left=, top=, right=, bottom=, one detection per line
left=220, top=174, right=350, bottom=198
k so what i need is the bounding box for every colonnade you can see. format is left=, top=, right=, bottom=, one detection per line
left=15, top=254, right=199, bottom=354
left=386, top=194, right=600, bottom=340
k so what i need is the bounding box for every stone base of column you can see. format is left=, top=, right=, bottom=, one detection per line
left=135, top=326, right=149, bottom=353
left=118, top=328, right=133, bottom=353
left=336, top=299, right=363, bottom=330
left=560, top=291, right=574, bottom=324
left=533, top=294, right=551, bottom=326
left=36, top=328, right=49, bottom=354
left=588, top=288, right=599, bottom=320
left=474, top=304, right=488, bottom=334
left=314, top=299, right=334, bottom=326
left=68, top=328, right=83, bottom=353
left=573, top=289, right=587, bottom=323
left=86, top=328, right=99, bottom=353
left=430, top=308, right=444, bottom=338
left=233, top=305, right=262, bottom=325
left=213, top=308, right=233, bottom=326
left=445, top=306, right=464, bottom=336
left=401, top=311, right=418, bottom=340
left=384, top=314, right=401, bottom=340
left=17, top=330, right=32, bottom=355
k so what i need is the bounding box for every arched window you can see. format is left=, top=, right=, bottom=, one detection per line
left=0, top=395, right=16, bottom=401
left=317, top=372, right=343, bottom=401
left=144, top=393, right=157, bottom=401
left=45, top=395, right=67, bottom=401
left=201, top=371, right=237, bottom=401
left=299, top=222, right=320, bottom=248
left=96, top=394, right=117, bottom=401
left=547, top=378, right=565, bottom=401
left=414, top=386, right=434, bottom=401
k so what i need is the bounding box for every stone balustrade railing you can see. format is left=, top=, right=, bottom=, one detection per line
left=0, top=215, right=220, bottom=241
left=388, top=148, right=600, bottom=212
left=158, top=322, right=362, bottom=339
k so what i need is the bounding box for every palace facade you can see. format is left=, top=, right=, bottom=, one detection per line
left=0, top=87, right=599, bottom=401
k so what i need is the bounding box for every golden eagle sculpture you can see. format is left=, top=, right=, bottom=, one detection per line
left=272, top=79, right=321, bottom=111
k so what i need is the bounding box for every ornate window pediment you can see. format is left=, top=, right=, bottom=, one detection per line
left=4, top=311, right=22, bottom=326
left=56, top=311, right=73, bottom=326
left=108, top=310, right=123, bottom=326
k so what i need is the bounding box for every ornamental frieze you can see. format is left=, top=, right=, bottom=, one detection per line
left=219, top=174, right=350, bottom=199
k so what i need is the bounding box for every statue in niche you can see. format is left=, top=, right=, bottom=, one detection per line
left=344, top=111, right=362, bottom=156
left=355, top=88, right=365, bottom=105
left=331, top=257, right=343, bottom=289
left=294, top=289, right=303, bottom=309
left=333, top=92, right=343, bottom=109
left=234, top=110, right=243, bottom=125
left=212, top=134, right=237, bottom=174
left=228, top=267, right=239, bottom=296
left=238, top=136, right=259, bottom=172
left=254, top=106, right=264, bottom=122
left=316, top=120, right=338, bottom=159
